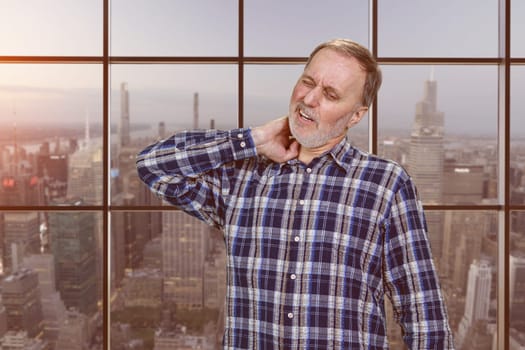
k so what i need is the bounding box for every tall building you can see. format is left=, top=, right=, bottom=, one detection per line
left=193, top=92, right=199, bottom=129
left=2, top=212, right=41, bottom=275
left=0, top=330, right=48, bottom=349
left=162, top=211, right=207, bottom=308
left=67, top=144, right=103, bottom=206
left=407, top=71, right=445, bottom=262
left=158, top=121, right=166, bottom=140
left=120, top=82, right=131, bottom=147
left=443, top=160, right=485, bottom=204
left=2, top=268, right=44, bottom=338
left=456, top=259, right=493, bottom=348
left=111, top=192, right=139, bottom=289
left=55, top=309, right=90, bottom=350
left=22, top=253, right=67, bottom=348
left=48, top=203, right=98, bottom=315
left=510, top=254, right=525, bottom=332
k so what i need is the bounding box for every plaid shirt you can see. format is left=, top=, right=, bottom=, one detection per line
left=136, top=128, right=454, bottom=350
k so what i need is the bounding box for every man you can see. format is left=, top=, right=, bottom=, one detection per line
left=136, top=39, right=454, bottom=349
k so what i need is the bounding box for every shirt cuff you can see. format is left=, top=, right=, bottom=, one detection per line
left=229, top=128, right=257, bottom=160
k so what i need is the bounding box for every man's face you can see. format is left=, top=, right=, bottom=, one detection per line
left=288, top=48, right=368, bottom=151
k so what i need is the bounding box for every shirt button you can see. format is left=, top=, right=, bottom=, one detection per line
left=299, top=200, right=305, bottom=205
left=306, top=168, right=312, bottom=173
left=240, top=141, right=246, bottom=148
left=294, top=236, right=300, bottom=242
left=290, top=274, right=296, bottom=280
left=287, top=313, right=294, bottom=319
left=237, top=133, right=243, bottom=139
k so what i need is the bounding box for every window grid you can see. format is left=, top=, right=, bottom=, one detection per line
left=0, top=0, right=522, bottom=349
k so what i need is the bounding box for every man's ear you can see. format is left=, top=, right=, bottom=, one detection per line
left=346, top=106, right=369, bottom=129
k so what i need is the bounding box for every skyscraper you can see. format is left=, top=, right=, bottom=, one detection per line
left=2, top=268, right=44, bottom=338
left=162, top=211, right=207, bottom=308
left=55, top=309, right=90, bottom=350
left=456, top=259, right=493, bottom=348
left=120, top=82, right=131, bottom=148
left=510, top=254, right=525, bottom=332
left=2, top=212, right=41, bottom=275
left=407, top=71, right=445, bottom=261
left=193, top=92, right=199, bottom=129
left=22, top=253, right=67, bottom=348
left=67, top=145, right=103, bottom=206
left=48, top=204, right=98, bottom=315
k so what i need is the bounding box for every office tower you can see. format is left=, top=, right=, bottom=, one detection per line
left=443, top=160, right=484, bottom=204
left=48, top=204, right=98, bottom=315
left=0, top=173, right=44, bottom=206
left=510, top=254, right=525, bottom=332
left=0, top=301, right=7, bottom=338
left=509, top=328, right=525, bottom=349
left=120, top=268, right=162, bottom=309
left=142, top=237, right=162, bottom=270
left=158, top=121, right=166, bottom=140
left=162, top=211, right=207, bottom=308
left=2, top=212, right=41, bottom=275
left=441, top=211, right=487, bottom=291
left=120, top=82, right=131, bottom=147
left=456, top=259, right=493, bottom=348
left=22, top=253, right=67, bottom=348
left=0, top=330, right=48, bottom=349
left=67, top=145, right=103, bottom=206
left=407, top=71, right=445, bottom=261
left=111, top=193, right=139, bottom=289
left=193, top=92, right=199, bottom=129
left=2, top=268, right=44, bottom=338
left=36, top=138, right=69, bottom=202
left=55, top=309, right=90, bottom=350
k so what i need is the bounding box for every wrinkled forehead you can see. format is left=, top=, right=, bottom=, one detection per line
left=304, top=48, right=367, bottom=94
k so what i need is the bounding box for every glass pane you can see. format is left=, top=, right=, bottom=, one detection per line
left=244, top=0, right=368, bottom=57
left=378, top=0, right=498, bottom=57
left=510, top=211, right=525, bottom=338
left=110, top=210, right=225, bottom=348
left=111, top=0, right=238, bottom=56
left=511, top=66, right=525, bottom=205
left=0, top=210, right=103, bottom=348
left=512, top=0, right=525, bottom=57
left=0, top=1, right=102, bottom=56
left=110, top=64, right=237, bottom=204
left=244, top=65, right=302, bottom=126
left=0, top=64, right=103, bottom=206
left=378, top=65, right=498, bottom=205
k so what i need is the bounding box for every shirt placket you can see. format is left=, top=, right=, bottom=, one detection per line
left=282, top=164, right=313, bottom=348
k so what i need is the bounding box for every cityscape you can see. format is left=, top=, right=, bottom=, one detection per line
left=0, top=75, right=524, bottom=350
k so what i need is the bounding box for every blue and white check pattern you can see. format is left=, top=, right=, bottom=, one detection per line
left=136, top=128, right=454, bottom=349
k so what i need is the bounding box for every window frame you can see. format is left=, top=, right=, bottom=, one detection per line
left=0, top=1, right=522, bottom=349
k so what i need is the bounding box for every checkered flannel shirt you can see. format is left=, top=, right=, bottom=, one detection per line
left=136, top=128, right=454, bottom=349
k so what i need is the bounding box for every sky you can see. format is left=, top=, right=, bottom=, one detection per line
left=0, top=0, right=524, bottom=137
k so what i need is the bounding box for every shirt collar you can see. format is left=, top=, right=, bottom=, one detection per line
left=325, top=137, right=364, bottom=174
left=271, top=137, right=365, bottom=175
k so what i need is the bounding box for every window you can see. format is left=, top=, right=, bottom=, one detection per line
left=0, top=1, right=521, bottom=349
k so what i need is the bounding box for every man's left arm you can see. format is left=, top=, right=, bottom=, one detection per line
left=383, top=177, right=455, bottom=349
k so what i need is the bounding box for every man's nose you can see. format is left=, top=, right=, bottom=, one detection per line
left=303, top=86, right=321, bottom=107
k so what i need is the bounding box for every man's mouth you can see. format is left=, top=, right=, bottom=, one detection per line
left=299, top=109, right=315, bottom=122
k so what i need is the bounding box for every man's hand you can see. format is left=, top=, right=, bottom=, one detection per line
left=251, top=116, right=299, bottom=163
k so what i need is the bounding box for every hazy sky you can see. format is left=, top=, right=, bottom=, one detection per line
left=0, top=0, right=524, bottom=137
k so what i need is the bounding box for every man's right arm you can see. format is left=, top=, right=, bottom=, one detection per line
left=136, top=128, right=256, bottom=226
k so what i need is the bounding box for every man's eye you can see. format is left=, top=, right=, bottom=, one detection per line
left=325, top=92, right=338, bottom=100
left=302, top=79, right=315, bottom=87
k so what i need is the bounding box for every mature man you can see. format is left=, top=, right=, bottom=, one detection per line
left=136, top=39, right=454, bottom=349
